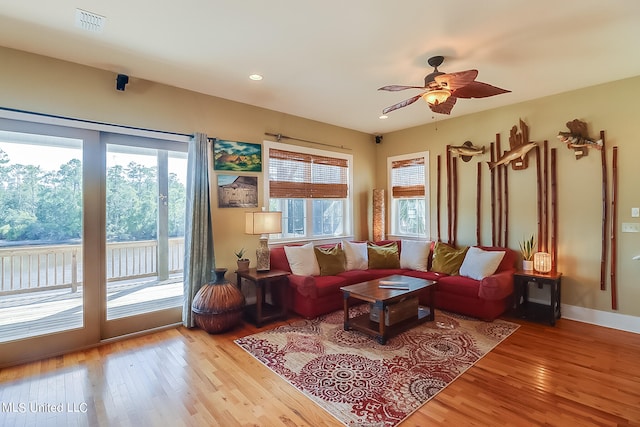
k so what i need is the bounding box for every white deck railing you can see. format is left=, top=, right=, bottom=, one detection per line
left=0, top=238, right=184, bottom=296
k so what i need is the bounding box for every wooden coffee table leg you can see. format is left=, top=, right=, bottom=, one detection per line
left=429, top=285, right=435, bottom=321
left=374, top=301, right=387, bottom=344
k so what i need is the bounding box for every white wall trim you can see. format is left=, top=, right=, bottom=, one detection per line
left=561, top=304, right=640, bottom=334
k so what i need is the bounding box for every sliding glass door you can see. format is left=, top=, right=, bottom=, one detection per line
left=0, top=118, right=101, bottom=366
left=102, top=134, right=187, bottom=338
left=0, top=116, right=188, bottom=366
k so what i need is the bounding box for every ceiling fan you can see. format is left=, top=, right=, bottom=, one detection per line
left=379, top=56, right=510, bottom=115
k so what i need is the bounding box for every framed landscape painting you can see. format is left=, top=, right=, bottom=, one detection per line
left=217, top=175, right=258, bottom=208
left=213, top=140, right=262, bottom=172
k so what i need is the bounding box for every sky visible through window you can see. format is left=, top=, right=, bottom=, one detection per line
left=0, top=134, right=187, bottom=185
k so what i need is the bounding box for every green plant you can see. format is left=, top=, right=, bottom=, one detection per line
left=234, top=248, right=247, bottom=260
left=519, top=235, right=536, bottom=261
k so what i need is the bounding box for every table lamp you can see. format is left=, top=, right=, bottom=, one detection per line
left=534, top=252, right=552, bottom=273
left=245, top=210, right=282, bottom=271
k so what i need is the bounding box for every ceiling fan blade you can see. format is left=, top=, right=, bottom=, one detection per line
left=378, top=85, right=426, bottom=92
left=434, top=70, right=478, bottom=91
left=452, top=81, right=511, bottom=99
left=429, top=96, right=457, bottom=115
left=382, top=95, right=422, bottom=114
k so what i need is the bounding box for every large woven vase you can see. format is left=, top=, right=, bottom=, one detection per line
left=192, top=268, right=245, bottom=334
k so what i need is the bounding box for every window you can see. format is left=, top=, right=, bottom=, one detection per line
left=264, top=141, right=352, bottom=241
left=388, top=152, right=429, bottom=237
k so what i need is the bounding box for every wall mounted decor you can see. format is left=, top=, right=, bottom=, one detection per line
left=217, top=175, right=258, bottom=208
left=507, top=119, right=533, bottom=170
left=448, top=141, right=485, bottom=162
left=557, top=119, right=603, bottom=160
left=214, top=140, right=262, bottom=171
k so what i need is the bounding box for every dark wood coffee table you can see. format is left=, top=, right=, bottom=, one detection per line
left=340, top=275, right=435, bottom=344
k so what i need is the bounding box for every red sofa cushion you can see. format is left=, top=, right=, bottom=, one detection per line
left=270, top=246, right=292, bottom=273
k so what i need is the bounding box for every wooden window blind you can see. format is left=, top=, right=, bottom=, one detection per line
left=391, top=157, right=425, bottom=198
left=269, top=148, right=348, bottom=198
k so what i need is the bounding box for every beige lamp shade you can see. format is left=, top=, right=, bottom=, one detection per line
left=245, top=211, right=282, bottom=235
left=534, top=252, right=552, bottom=273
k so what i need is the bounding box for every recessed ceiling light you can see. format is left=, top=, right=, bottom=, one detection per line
left=249, top=74, right=263, bottom=81
left=379, top=115, right=388, bottom=119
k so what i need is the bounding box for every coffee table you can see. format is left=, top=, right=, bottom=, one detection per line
left=340, top=275, right=435, bottom=344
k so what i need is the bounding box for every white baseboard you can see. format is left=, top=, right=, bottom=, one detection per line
left=561, top=304, right=640, bottom=334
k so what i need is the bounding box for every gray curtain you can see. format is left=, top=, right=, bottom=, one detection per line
left=183, top=132, right=215, bottom=327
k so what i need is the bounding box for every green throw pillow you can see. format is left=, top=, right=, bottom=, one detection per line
left=431, top=242, right=468, bottom=275
left=367, top=242, right=400, bottom=269
left=314, top=244, right=346, bottom=276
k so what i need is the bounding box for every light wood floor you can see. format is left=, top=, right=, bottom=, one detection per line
left=1, top=315, right=639, bottom=427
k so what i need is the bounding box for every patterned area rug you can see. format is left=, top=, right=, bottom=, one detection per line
left=235, top=307, right=519, bottom=427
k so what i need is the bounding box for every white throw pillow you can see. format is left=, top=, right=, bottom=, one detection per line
left=400, top=240, right=432, bottom=271
left=284, top=243, right=320, bottom=276
left=459, top=246, right=505, bottom=280
left=342, top=241, right=368, bottom=270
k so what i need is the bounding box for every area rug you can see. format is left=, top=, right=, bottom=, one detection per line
left=235, top=307, right=519, bottom=426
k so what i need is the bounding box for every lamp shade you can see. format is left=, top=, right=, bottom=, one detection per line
left=245, top=211, right=282, bottom=235
left=422, top=89, right=451, bottom=106
left=534, top=252, right=552, bottom=273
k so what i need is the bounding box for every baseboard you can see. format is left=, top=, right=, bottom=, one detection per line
left=561, top=304, right=640, bottom=334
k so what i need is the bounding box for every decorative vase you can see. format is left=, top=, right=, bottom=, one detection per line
left=192, top=268, right=245, bottom=334
left=522, top=260, right=534, bottom=271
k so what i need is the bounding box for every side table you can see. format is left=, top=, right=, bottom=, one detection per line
left=513, top=270, right=562, bottom=326
left=236, top=268, right=289, bottom=327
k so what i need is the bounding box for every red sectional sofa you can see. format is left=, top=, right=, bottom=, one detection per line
left=269, top=240, right=517, bottom=321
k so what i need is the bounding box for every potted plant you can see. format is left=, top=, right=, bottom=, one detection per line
left=235, top=248, right=250, bottom=271
left=519, top=235, right=536, bottom=271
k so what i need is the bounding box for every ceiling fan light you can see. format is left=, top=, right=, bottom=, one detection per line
left=422, top=89, right=451, bottom=106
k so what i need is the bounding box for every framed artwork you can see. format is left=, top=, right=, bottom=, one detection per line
left=217, top=175, right=258, bottom=208
left=214, top=140, right=262, bottom=172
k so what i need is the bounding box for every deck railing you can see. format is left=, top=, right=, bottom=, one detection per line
left=0, top=238, right=184, bottom=296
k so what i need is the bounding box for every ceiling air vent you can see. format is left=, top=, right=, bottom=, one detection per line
left=75, top=9, right=106, bottom=33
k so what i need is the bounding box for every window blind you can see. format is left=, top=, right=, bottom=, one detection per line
left=269, top=148, right=348, bottom=198
left=391, top=157, right=425, bottom=198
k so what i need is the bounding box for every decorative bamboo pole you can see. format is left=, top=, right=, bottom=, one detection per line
left=446, top=146, right=452, bottom=244
left=452, top=157, right=458, bottom=247
left=611, top=146, right=618, bottom=310
left=543, top=140, right=549, bottom=253
left=503, top=160, right=509, bottom=247
left=535, top=144, right=543, bottom=251
left=496, top=134, right=503, bottom=247
left=437, top=155, right=441, bottom=242
left=476, top=162, right=482, bottom=246
left=490, top=142, right=496, bottom=246
left=600, top=130, right=608, bottom=290
left=551, top=148, right=558, bottom=273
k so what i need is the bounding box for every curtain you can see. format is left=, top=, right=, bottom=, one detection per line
left=182, top=133, right=215, bottom=327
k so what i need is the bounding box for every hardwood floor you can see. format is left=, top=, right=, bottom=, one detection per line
left=1, top=315, right=639, bottom=426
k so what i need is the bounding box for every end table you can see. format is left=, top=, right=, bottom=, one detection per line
left=513, top=270, right=562, bottom=326
left=236, top=268, right=289, bottom=327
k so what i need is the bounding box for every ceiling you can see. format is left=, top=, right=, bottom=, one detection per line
left=1, top=1, right=639, bottom=135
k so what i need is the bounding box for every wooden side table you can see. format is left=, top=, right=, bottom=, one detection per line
left=513, top=270, right=562, bottom=326
left=236, top=268, right=289, bottom=327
